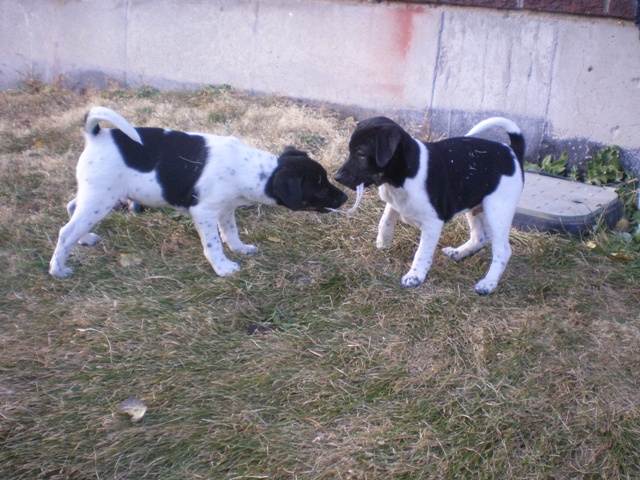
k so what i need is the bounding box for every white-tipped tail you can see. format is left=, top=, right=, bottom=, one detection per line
left=465, top=117, right=521, bottom=137
left=84, top=107, right=142, bottom=144
left=465, top=116, right=525, bottom=164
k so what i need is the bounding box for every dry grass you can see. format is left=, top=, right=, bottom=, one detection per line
left=1, top=84, right=639, bottom=479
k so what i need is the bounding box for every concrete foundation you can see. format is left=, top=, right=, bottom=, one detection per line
left=1, top=0, right=639, bottom=172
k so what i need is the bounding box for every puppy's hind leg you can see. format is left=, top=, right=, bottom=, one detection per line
left=377, top=203, right=400, bottom=249
left=67, top=197, right=101, bottom=246
left=474, top=203, right=515, bottom=295
left=50, top=194, right=118, bottom=277
left=218, top=208, right=258, bottom=255
left=190, top=205, right=241, bottom=277
left=442, top=210, right=489, bottom=261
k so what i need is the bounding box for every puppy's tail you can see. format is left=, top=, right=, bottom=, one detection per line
left=83, top=107, right=142, bottom=144
left=465, top=117, right=525, bottom=165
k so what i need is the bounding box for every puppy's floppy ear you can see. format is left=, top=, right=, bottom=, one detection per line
left=375, top=126, right=402, bottom=167
left=272, top=174, right=303, bottom=211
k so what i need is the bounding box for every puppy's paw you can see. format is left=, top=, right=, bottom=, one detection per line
left=233, top=244, right=259, bottom=255
left=49, top=265, right=74, bottom=278
left=441, top=246, right=462, bottom=262
left=474, top=279, right=497, bottom=295
left=401, top=274, right=424, bottom=289
left=376, top=237, right=393, bottom=250
left=78, top=233, right=101, bottom=246
left=214, top=260, right=242, bottom=277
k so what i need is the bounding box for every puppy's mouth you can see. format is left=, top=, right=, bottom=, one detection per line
left=344, top=180, right=374, bottom=191
left=335, top=176, right=369, bottom=190
left=334, top=170, right=378, bottom=190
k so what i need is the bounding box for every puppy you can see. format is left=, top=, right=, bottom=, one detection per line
left=49, top=107, right=347, bottom=278
left=335, top=116, right=525, bottom=295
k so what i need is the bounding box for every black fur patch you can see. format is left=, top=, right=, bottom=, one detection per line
left=265, top=147, right=347, bottom=212
left=425, top=137, right=516, bottom=221
left=112, top=128, right=208, bottom=208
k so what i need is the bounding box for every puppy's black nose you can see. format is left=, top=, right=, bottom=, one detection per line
left=334, top=170, right=348, bottom=185
left=334, top=170, right=357, bottom=190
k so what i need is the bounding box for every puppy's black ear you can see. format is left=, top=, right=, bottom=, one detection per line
left=282, top=146, right=305, bottom=157
left=375, top=126, right=402, bottom=167
left=272, top=174, right=303, bottom=211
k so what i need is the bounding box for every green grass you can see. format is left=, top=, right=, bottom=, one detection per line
left=1, top=85, right=639, bottom=479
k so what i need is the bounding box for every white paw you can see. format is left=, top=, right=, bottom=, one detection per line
left=474, top=279, right=497, bottom=295
left=376, top=237, right=392, bottom=249
left=442, top=247, right=462, bottom=261
left=233, top=244, right=259, bottom=255
left=78, top=233, right=101, bottom=246
left=214, top=260, right=242, bottom=277
left=401, top=274, right=424, bottom=289
left=50, top=265, right=74, bottom=278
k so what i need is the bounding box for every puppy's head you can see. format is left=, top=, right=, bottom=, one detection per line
left=267, top=147, right=348, bottom=212
left=335, top=116, right=411, bottom=190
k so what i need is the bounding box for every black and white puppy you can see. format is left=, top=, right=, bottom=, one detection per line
left=49, top=107, right=347, bottom=278
left=335, top=116, right=525, bottom=294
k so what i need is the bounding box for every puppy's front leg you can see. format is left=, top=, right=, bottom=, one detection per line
left=401, top=220, right=444, bottom=288
left=190, top=206, right=241, bottom=276
left=377, top=203, right=400, bottom=249
left=218, top=208, right=258, bottom=255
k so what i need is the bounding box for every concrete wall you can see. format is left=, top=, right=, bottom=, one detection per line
left=1, top=0, right=639, bottom=172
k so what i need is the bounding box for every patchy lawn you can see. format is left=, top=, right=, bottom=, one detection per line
left=1, top=84, right=639, bottom=479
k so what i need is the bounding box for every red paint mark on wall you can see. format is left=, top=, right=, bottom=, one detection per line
left=369, top=6, right=425, bottom=102
left=393, top=7, right=416, bottom=60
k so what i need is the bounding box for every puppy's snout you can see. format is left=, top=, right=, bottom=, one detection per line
left=334, top=189, right=348, bottom=207
left=334, top=169, right=349, bottom=185
left=334, top=169, right=357, bottom=190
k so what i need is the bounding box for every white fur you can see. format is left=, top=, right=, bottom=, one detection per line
left=49, top=108, right=279, bottom=279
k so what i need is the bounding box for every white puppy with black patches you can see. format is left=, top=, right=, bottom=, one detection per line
left=335, top=116, right=525, bottom=295
left=49, top=107, right=347, bottom=278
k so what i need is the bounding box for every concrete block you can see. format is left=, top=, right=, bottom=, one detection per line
left=546, top=17, right=640, bottom=151
left=126, top=1, right=441, bottom=112
left=3, top=1, right=128, bottom=88
left=249, top=2, right=441, bottom=111
left=431, top=9, right=556, bottom=119
left=0, top=1, right=32, bottom=87
left=126, top=0, right=256, bottom=89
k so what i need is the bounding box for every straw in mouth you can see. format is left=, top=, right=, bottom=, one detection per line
left=328, top=183, right=364, bottom=215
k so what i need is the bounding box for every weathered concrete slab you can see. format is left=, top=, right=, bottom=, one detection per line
left=1, top=1, right=128, bottom=88
left=125, top=1, right=441, bottom=112
left=1, top=0, right=638, bottom=172
left=545, top=18, right=640, bottom=155
left=431, top=10, right=556, bottom=119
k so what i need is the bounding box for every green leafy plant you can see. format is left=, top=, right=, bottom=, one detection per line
left=525, top=151, right=569, bottom=176
left=527, top=146, right=639, bottom=239
left=584, top=145, right=625, bottom=186
left=582, top=146, right=638, bottom=234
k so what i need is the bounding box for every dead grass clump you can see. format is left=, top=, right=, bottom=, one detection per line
left=1, top=84, right=639, bottom=479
